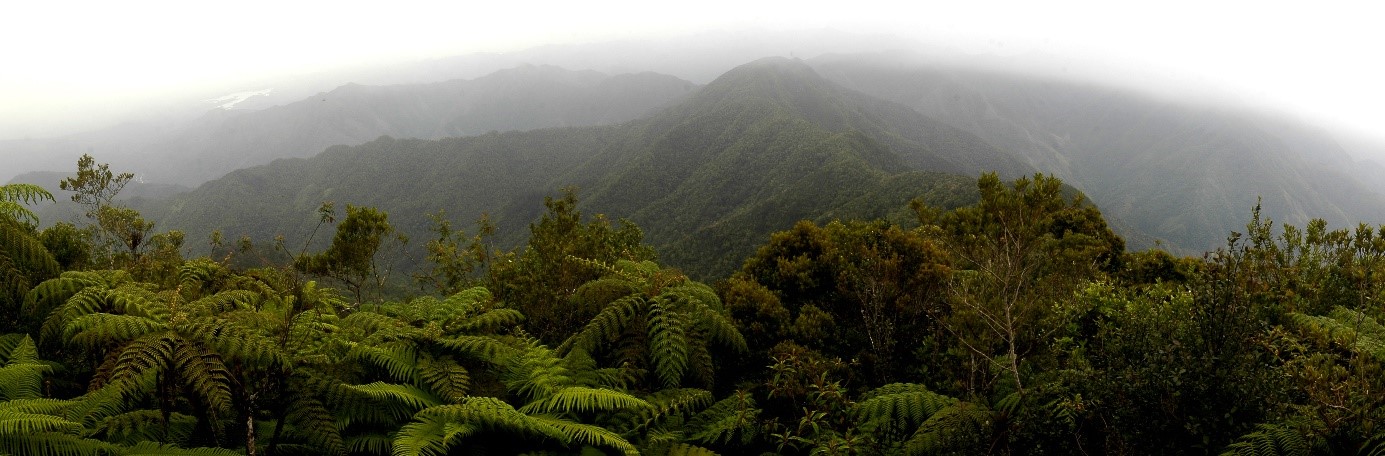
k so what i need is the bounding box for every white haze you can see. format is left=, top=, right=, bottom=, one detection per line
left=4, top=1, right=1385, bottom=160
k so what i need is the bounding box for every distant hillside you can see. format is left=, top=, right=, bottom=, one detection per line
left=153, top=58, right=1026, bottom=278
left=811, top=52, right=1385, bottom=252
left=6, top=171, right=191, bottom=226
left=1, top=66, right=697, bottom=186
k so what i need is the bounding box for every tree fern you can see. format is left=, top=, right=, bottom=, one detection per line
left=1289, top=307, right=1385, bottom=360
left=622, top=388, right=715, bottom=434
left=0, top=183, right=55, bottom=225
left=1220, top=423, right=1311, bottom=456
left=23, top=271, right=121, bottom=322
left=88, top=409, right=198, bottom=446
left=279, top=395, right=345, bottom=455
left=852, top=383, right=959, bottom=443
left=686, top=391, right=760, bottom=446
left=349, top=342, right=422, bottom=384
left=0, top=334, right=47, bottom=401
left=900, top=401, right=995, bottom=455
left=561, top=294, right=647, bottom=356
left=62, top=313, right=165, bottom=350
left=518, top=386, right=649, bottom=415
left=648, top=296, right=692, bottom=388
left=180, top=317, right=290, bottom=369
left=530, top=414, right=641, bottom=455
left=392, top=398, right=570, bottom=456
left=560, top=259, right=747, bottom=389
left=0, top=218, right=60, bottom=317
left=118, top=441, right=245, bottom=456
left=349, top=382, right=445, bottom=415
left=0, top=431, right=117, bottom=456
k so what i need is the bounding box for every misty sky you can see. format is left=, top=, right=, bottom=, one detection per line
left=4, top=0, right=1384, bottom=143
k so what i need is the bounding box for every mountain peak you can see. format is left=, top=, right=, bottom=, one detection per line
left=695, top=56, right=831, bottom=108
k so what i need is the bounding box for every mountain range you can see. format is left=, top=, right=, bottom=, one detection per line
left=2, top=65, right=695, bottom=186
left=809, top=52, right=1385, bottom=251
left=10, top=46, right=1385, bottom=275
left=148, top=58, right=1011, bottom=277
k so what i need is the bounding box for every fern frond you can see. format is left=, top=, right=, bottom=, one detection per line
left=559, top=295, right=646, bottom=356
left=0, top=398, right=78, bottom=417
left=43, top=285, right=165, bottom=345
left=648, top=296, right=690, bottom=388
left=0, top=333, right=39, bottom=364
left=854, top=383, right=958, bottom=442
left=394, top=399, right=570, bottom=456
left=0, top=431, right=117, bottom=456
left=64, top=313, right=165, bottom=349
left=167, top=340, right=234, bottom=414
left=23, top=273, right=105, bottom=320
left=0, top=220, right=59, bottom=293
left=1289, top=308, right=1385, bottom=360
left=0, top=363, right=50, bottom=401
left=518, top=386, right=651, bottom=415
left=350, top=341, right=420, bottom=383
left=687, top=391, right=760, bottom=446
left=345, top=432, right=394, bottom=456
left=436, top=334, right=520, bottom=364
left=901, top=401, right=994, bottom=454
left=506, top=344, right=576, bottom=403
left=664, top=443, right=720, bottom=455
left=119, top=441, right=244, bottom=456
left=1220, top=423, right=1311, bottom=456
left=177, top=259, right=228, bottom=292
left=417, top=356, right=470, bottom=403
left=449, top=308, right=525, bottom=335
left=183, top=289, right=260, bottom=315
left=0, top=410, right=84, bottom=435
left=179, top=317, right=288, bottom=368
left=688, top=301, right=748, bottom=353
left=349, top=381, right=445, bottom=412
left=89, top=409, right=197, bottom=446
left=625, top=388, right=714, bottom=433
left=341, top=311, right=417, bottom=341
left=68, top=375, right=147, bottom=427
left=0, top=183, right=54, bottom=206
left=106, top=333, right=175, bottom=386
left=530, top=414, right=640, bottom=456
left=282, top=395, right=344, bottom=455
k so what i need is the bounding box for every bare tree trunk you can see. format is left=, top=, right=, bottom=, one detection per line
left=246, top=393, right=257, bottom=456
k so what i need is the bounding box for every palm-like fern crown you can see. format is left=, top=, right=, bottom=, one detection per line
left=390, top=337, right=649, bottom=456
left=560, top=258, right=747, bottom=389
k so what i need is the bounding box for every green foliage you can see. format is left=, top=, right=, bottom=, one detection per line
left=735, top=219, right=952, bottom=384
left=10, top=139, right=1385, bottom=455
left=853, top=383, right=959, bottom=444
left=414, top=211, right=496, bottom=295
left=1, top=218, right=61, bottom=327
left=560, top=258, right=745, bottom=390
left=0, top=182, right=55, bottom=226
left=490, top=189, right=656, bottom=344
left=1221, top=424, right=1311, bottom=456
left=296, top=204, right=403, bottom=305
left=687, top=391, right=761, bottom=447
left=60, top=154, right=133, bottom=217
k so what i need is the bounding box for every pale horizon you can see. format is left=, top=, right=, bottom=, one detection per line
left=5, top=0, right=1385, bottom=150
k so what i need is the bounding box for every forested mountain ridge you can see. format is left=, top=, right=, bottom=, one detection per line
left=152, top=58, right=1025, bottom=277
left=810, top=52, right=1385, bottom=252
left=1, top=65, right=696, bottom=186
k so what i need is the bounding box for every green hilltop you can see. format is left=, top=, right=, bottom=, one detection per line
left=151, top=58, right=1033, bottom=278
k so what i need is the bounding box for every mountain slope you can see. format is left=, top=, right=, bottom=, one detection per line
left=153, top=58, right=1022, bottom=277
left=811, top=52, right=1385, bottom=252
left=2, top=65, right=696, bottom=186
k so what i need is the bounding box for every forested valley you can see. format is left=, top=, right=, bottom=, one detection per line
left=5, top=149, right=1385, bottom=455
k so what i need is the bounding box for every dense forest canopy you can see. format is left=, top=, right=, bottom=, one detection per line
left=4, top=156, right=1385, bottom=455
